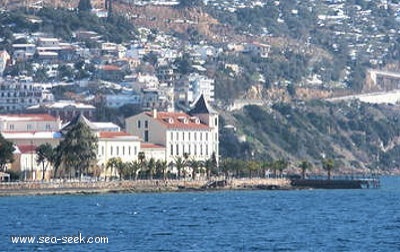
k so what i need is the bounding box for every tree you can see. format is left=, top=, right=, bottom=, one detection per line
left=174, top=156, right=186, bottom=180
left=0, top=133, right=14, bottom=172
left=35, top=143, right=53, bottom=181
left=189, top=159, right=201, bottom=181
left=125, top=160, right=141, bottom=180
left=274, top=158, right=288, bottom=178
left=322, top=158, right=335, bottom=180
left=299, top=160, right=312, bottom=179
left=203, top=159, right=214, bottom=180
left=147, top=158, right=156, bottom=180
left=247, top=160, right=260, bottom=178
left=219, top=158, right=232, bottom=180
left=106, top=157, right=124, bottom=180
left=78, top=0, right=92, bottom=11
left=137, top=151, right=146, bottom=179
left=156, top=160, right=168, bottom=180
left=58, top=120, right=98, bottom=180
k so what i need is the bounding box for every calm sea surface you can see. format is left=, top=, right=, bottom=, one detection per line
left=1, top=176, right=400, bottom=252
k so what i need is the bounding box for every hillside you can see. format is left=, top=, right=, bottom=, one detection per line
left=220, top=101, right=400, bottom=173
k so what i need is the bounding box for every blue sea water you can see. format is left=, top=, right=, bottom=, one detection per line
left=1, top=176, right=400, bottom=252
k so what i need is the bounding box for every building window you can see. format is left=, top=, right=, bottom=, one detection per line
left=170, top=132, right=173, bottom=141
left=206, top=145, right=209, bottom=156
left=123, top=146, right=125, bottom=155
left=110, top=146, right=113, bottom=155
left=194, top=145, right=197, bottom=155
left=144, top=130, right=149, bottom=142
left=45, top=124, right=51, bottom=130
left=188, top=132, right=191, bottom=141
left=27, top=124, right=32, bottom=131
left=200, top=132, right=202, bottom=141
left=176, top=144, right=179, bottom=156
left=182, top=132, right=185, bottom=141
left=215, top=117, right=218, bottom=126
left=194, top=132, right=197, bottom=141
left=102, top=146, right=104, bottom=155
left=116, top=146, right=119, bottom=155
left=138, top=120, right=141, bottom=128
left=145, top=120, right=148, bottom=128
left=170, top=144, right=174, bottom=156
left=128, top=146, right=131, bottom=155
left=206, top=133, right=208, bottom=141
left=9, top=124, right=14, bottom=130
left=134, top=146, right=137, bottom=155
left=188, top=145, right=191, bottom=154
left=176, top=132, right=179, bottom=141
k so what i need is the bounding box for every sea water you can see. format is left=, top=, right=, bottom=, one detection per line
left=1, top=176, right=399, bottom=251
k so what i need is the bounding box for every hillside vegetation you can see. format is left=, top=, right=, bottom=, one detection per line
left=220, top=101, right=400, bottom=173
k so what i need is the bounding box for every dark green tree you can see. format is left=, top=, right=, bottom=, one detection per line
left=106, top=157, right=124, bottom=180
left=174, top=156, right=186, bottom=180
left=147, top=157, right=156, bottom=180
left=322, top=158, right=335, bottom=180
left=299, top=160, right=312, bottom=179
left=0, top=133, right=15, bottom=172
left=78, top=0, right=92, bottom=11
left=58, top=121, right=98, bottom=180
left=35, top=143, right=54, bottom=181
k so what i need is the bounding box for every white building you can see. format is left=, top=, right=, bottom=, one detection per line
left=0, top=113, right=61, bottom=132
left=184, top=73, right=215, bottom=105
left=12, top=44, right=36, bottom=61
left=125, top=95, right=219, bottom=164
left=0, top=50, right=10, bottom=75
left=4, top=114, right=142, bottom=181
left=0, top=76, right=51, bottom=112
left=96, top=131, right=141, bottom=177
left=105, top=94, right=141, bottom=108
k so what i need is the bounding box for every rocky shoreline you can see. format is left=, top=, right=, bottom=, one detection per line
left=0, top=178, right=292, bottom=197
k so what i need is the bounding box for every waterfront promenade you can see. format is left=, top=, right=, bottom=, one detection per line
left=0, top=178, right=291, bottom=196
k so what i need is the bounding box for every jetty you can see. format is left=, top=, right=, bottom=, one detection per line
left=290, top=174, right=380, bottom=189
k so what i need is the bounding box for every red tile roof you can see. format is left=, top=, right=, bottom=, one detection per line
left=141, top=143, right=165, bottom=149
left=17, top=145, right=37, bottom=154
left=145, top=112, right=210, bottom=130
left=0, top=114, right=58, bottom=121
left=99, top=131, right=133, bottom=138
left=101, top=65, right=121, bottom=71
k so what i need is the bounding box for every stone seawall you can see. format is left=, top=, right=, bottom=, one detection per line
left=0, top=178, right=291, bottom=196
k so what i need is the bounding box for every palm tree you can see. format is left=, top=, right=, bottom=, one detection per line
left=189, top=159, right=201, bottom=181
left=274, top=158, right=288, bottom=178
left=35, top=143, right=53, bottom=181
left=174, top=156, right=186, bottom=180
left=203, top=159, right=212, bottom=180
left=51, top=145, right=63, bottom=179
left=106, top=157, right=124, bottom=180
left=125, top=160, right=141, bottom=180
left=219, top=158, right=231, bottom=180
left=322, top=158, right=335, bottom=180
left=137, top=152, right=146, bottom=179
left=247, top=160, right=260, bottom=178
left=299, top=160, right=312, bottom=179
left=147, top=158, right=156, bottom=180
left=156, top=160, right=168, bottom=180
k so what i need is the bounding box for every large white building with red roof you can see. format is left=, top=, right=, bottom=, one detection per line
left=125, top=95, right=219, bottom=163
